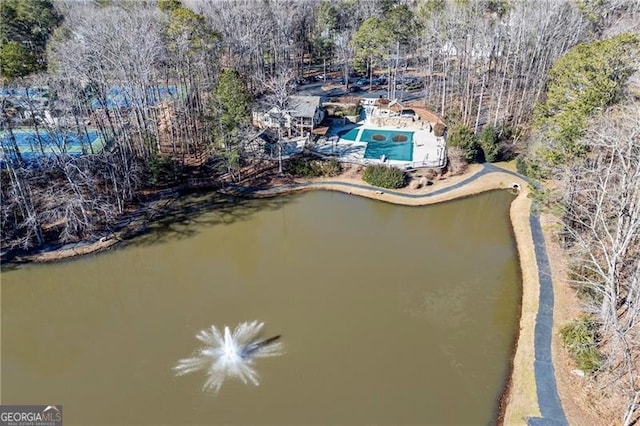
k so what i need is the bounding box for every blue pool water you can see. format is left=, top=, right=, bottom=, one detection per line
left=364, top=141, right=413, bottom=161
left=336, top=127, right=360, bottom=141
left=361, top=129, right=414, bottom=161
left=1, top=130, right=103, bottom=161
left=329, top=125, right=415, bottom=161
left=360, top=129, right=414, bottom=144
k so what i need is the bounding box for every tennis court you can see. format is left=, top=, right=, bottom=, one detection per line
left=0, top=129, right=105, bottom=161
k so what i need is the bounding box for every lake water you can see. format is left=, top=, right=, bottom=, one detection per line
left=1, top=190, right=521, bottom=425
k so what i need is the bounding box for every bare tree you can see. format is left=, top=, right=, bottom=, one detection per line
left=559, top=103, right=640, bottom=425
left=255, top=68, right=296, bottom=174
left=415, top=0, right=589, bottom=131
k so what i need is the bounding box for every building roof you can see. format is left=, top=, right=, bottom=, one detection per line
left=265, top=107, right=286, bottom=120
left=288, top=96, right=322, bottom=118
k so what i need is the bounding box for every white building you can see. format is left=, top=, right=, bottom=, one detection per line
left=252, top=96, right=325, bottom=137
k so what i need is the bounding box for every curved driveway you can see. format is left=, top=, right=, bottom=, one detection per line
left=231, top=163, right=568, bottom=425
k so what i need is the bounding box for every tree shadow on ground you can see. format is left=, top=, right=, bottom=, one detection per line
left=126, top=189, right=298, bottom=248
left=0, top=262, right=21, bottom=273
left=336, top=144, right=367, bottom=157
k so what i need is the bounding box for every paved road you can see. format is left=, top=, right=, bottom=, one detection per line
left=293, top=79, right=424, bottom=104
left=528, top=211, right=569, bottom=426
left=478, top=167, right=568, bottom=425
left=229, top=164, right=496, bottom=199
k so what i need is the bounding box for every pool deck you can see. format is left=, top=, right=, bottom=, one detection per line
left=311, top=119, right=446, bottom=169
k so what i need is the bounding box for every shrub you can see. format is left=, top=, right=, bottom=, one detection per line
left=560, top=315, right=602, bottom=374
left=148, top=154, right=179, bottom=185
left=515, top=155, right=544, bottom=179
left=478, top=124, right=501, bottom=162
left=422, top=168, right=440, bottom=180
left=515, top=156, right=528, bottom=175
left=286, top=158, right=317, bottom=177
left=158, top=0, right=182, bottom=11
left=320, top=158, right=341, bottom=176
left=433, top=123, right=446, bottom=137
left=286, top=157, right=342, bottom=178
left=447, top=146, right=468, bottom=175
left=362, top=164, right=405, bottom=189
left=341, top=105, right=361, bottom=116
left=499, top=124, right=515, bottom=142
left=447, top=124, right=481, bottom=163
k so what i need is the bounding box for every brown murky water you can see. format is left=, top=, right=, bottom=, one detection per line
left=1, top=190, right=520, bottom=425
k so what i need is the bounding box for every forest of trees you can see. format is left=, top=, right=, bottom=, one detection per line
left=528, top=30, right=640, bottom=424
left=0, top=0, right=639, bottom=422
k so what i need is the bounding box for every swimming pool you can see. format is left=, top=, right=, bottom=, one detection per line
left=361, top=129, right=414, bottom=161
left=360, top=129, right=413, bottom=144
left=364, top=140, right=413, bottom=161
left=329, top=125, right=415, bottom=162
left=335, top=126, right=361, bottom=141
left=0, top=130, right=104, bottom=161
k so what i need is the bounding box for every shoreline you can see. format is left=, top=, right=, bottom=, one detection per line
left=1, top=195, right=179, bottom=265
left=222, top=164, right=548, bottom=425
left=0, top=163, right=559, bottom=425
left=1, top=164, right=493, bottom=265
